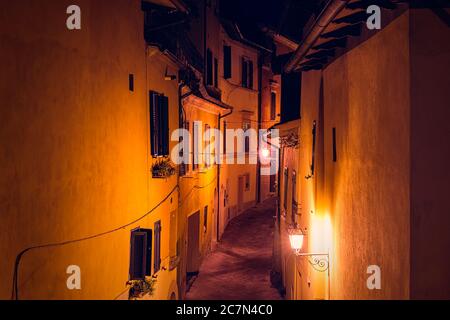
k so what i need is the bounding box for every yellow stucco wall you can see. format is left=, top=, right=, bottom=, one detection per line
left=279, top=12, right=411, bottom=300
left=0, top=0, right=180, bottom=300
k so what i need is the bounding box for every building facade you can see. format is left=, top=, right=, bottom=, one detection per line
left=275, top=2, right=450, bottom=300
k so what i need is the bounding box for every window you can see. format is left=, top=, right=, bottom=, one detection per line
left=292, top=171, right=297, bottom=224
left=129, top=74, right=134, bottom=92
left=193, top=121, right=199, bottom=171
left=283, top=168, right=289, bottom=211
left=203, top=206, right=208, bottom=233
left=332, top=127, right=337, bottom=162
left=204, top=124, right=211, bottom=167
left=206, top=49, right=213, bottom=86
left=223, top=45, right=232, bottom=79
left=154, top=221, right=161, bottom=273
left=241, top=57, right=253, bottom=89
left=150, top=91, right=169, bottom=157
left=223, top=121, right=227, bottom=157
left=245, top=173, right=250, bottom=191
left=180, top=122, right=190, bottom=176
left=311, top=121, right=317, bottom=176
left=270, top=92, right=277, bottom=120
left=214, top=58, right=218, bottom=88
left=129, top=228, right=152, bottom=280
left=243, top=121, right=251, bottom=153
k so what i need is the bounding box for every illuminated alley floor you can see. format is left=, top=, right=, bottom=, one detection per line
left=186, top=197, right=283, bottom=300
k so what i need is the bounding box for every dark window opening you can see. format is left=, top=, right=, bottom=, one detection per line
left=214, top=58, right=218, bottom=88
left=129, top=228, right=152, bottom=280
left=223, top=45, right=232, bottom=79
left=283, top=168, right=289, bottom=211
left=150, top=91, right=169, bottom=157
left=154, top=221, right=161, bottom=273
left=245, top=173, right=250, bottom=191
left=332, top=127, right=337, bottom=162
left=292, top=171, right=297, bottom=224
left=270, top=92, right=277, bottom=120
left=193, top=121, right=199, bottom=171
left=206, top=49, right=213, bottom=86
left=241, top=58, right=254, bottom=89
left=129, top=74, right=134, bottom=92
left=311, top=121, right=317, bottom=176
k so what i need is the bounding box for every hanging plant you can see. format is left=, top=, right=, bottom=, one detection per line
left=127, top=277, right=157, bottom=300
left=152, top=158, right=176, bottom=178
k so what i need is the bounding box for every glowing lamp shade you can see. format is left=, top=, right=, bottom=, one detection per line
left=260, top=148, right=270, bottom=159
left=288, top=231, right=304, bottom=252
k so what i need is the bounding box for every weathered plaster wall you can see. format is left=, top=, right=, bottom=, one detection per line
left=409, top=8, right=450, bottom=299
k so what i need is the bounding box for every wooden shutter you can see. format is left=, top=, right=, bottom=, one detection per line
left=271, top=92, right=276, bottom=120
left=223, top=46, right=232, bottom=79
left=160, top=95, right=169, bottom=156
left=192, top=122, right=198, bottom=170
left=292, top=171, right=297, bottom=224
left=283, top=168, right=289, bottom=211
left=311, top=121, right=317, bottom=175
left=248, top=60, right=254, bottom=89
left=129, top=228, right=152, bottom=280
left=154, top=221, right=161, bottom=273
left=242, top=58, right=248, bottom=88
left=150, top=91, right=159, bottom=157
left=150, top=92, right=169, bottom=157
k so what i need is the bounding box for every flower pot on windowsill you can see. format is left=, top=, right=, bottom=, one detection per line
left=151, top=159, right=176, bottom=179
left=127, top=277, right=156, bottom=300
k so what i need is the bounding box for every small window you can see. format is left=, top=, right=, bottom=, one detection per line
left=204, top=124, right=211, bottom=167
left=223, top=45, right=232, bottom=79
left=203, top=206, right=208, bottom=233
left=241, top=58, right=254, bottom=89
left=270, top=92, right=276, bottom=120
left=180, top=122, right=190, bottom=176
left=214, top=58, right=218, bottom=88
left=129, top=228, right=152, bottom=280
left=154, top=221, right=161, bottom=273
left=292, top=171, right=297, bottom=224
left=243, top=121, right=251, bottom=153
left=206, top=49, right=213, bottom=86
left=245, top=173, right=250, bottom=191
left=311, top=121, right=317, bottom=176
left=193, top=121, right=199, bottom=171
left=283, top=168, right=289, bottom=211
left=223, top=121, right=227, bottom=157
left=129, top=74, right=134, bottom=92
left=332, top=127, right=337, bottom=162
left=150, top=91, right=169, bottom=157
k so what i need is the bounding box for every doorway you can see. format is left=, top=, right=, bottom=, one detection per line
left=238, top=176, right=245, bottom=212
left=187, top=211, right=200, bottom=275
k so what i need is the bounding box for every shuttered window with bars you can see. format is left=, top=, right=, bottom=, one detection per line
left=150, top=91, right=169, bottom=157
left=241, top=57, right=254, bottom=89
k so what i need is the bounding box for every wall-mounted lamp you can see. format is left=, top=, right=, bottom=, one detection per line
left=260, top=147, right=270, bottom=160
left=288, top=224, right=329, bottom=273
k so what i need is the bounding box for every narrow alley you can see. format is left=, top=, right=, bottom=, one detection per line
left=186, top=198, right=283, bottom=300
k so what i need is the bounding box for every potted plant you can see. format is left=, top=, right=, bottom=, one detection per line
left=152, top=159, right=176, bottom=178
left=127, top=277, right=156, bottom=300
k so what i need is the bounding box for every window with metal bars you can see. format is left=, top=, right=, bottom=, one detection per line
left=129, top=228, right=152, bottom=280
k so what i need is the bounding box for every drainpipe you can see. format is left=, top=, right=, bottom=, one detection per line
left=284, top=0, right=350, bottom=73
left=216, top=108, right=233, bottom=242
